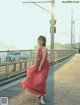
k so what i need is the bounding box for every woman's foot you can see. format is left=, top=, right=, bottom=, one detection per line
left=40, top=96, right=45, bottom=104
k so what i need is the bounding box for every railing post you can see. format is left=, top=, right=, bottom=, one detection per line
left=6, top=62, right=9, bottom=78
left=7, top=50, right=9, bottom=62
left=29, top=49, right=31, bottom=66
left=24, top=61, right=27, bottom=68
left=5, top=50, right=9, bottom=77
left=13, top=63, right=16, bottom=71
left=20, top=62, right=22, bottom=70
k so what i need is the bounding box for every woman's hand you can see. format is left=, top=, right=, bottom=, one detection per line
left=38, top=66, right=41, bottom=71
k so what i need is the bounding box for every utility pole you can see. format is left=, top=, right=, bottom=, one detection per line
left=78, top=34, right=80, bottom=53
left=50, top=0, right=55, bottom=49
left=71, top=10, right=75, bottom=49
left=50, top=0, right=56, bottom=62
left=73, top=20, right=75, bottom=47
left=22, top=0, right=55, bottom=50
left=71, top=10, right=73, bottom=49
left=22, top=0, right=56, bottom=62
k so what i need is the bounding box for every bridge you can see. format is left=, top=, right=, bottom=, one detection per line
left=0, top=49, right=80, bottom=105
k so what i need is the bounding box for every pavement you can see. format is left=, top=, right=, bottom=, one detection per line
left=53, top=54, right=80, bottom=105
left=0, top=54, right=80, bottom=105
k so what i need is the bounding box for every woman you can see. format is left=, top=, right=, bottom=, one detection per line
left=20, top=35, right=50, bottom=104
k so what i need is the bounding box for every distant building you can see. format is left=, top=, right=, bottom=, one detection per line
left=34, top=43, right=72, bottom=50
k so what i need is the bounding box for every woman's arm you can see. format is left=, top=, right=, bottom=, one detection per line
left=38, top=47, right=47, bottom=71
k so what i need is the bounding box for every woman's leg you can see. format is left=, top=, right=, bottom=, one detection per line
left=40, top=85, right=47, bottom=104
left=40, top=96, right=45, bottom=104
left=36, top=95, right=45, bottom=104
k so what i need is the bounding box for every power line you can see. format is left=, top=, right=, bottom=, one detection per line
left=56, top=33, right=71, bottom=35
left=55, top=33, right=71, bottom=38
left=22, top=1, right=53, bottom=3
left=22, top=1, right=51, bottom=14
left=33, top=3, right=51, bottom=14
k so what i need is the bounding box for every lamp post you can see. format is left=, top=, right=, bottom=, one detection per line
left=50, top=0, right=55, bottom=49
left=50, top=0, right=56, bottom=62
left=71, top=10, right=75, bottom=49
left=22, top=0, right=56, bottom=62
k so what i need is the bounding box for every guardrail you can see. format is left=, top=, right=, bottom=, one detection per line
left=0, top=49, right=76, bottom=80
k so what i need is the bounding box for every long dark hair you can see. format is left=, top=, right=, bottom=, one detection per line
left=38, top=35, right=46, bottom=46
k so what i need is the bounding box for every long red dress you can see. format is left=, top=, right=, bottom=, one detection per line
left=20, top=47, right=50, bottom=96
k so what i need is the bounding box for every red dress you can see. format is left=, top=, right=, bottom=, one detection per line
left=20, top=48, right=50, bottom=96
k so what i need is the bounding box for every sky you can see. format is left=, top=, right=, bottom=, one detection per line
left=0, top=0, right=80, bottom=49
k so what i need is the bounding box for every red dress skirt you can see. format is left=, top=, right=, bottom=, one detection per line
left=20, top=48, right=50, bottom=96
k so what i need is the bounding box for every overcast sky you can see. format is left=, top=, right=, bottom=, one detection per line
left=0, top=0, right=80, bottom=49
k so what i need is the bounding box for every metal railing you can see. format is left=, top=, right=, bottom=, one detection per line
left=0, top=49, right=76, bottom=80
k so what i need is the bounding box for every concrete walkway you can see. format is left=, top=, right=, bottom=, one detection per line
left=53, top=54, right=80, bottom=105
left=1, top=54, right=80, bottom=105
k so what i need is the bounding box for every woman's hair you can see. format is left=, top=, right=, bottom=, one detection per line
left=38, top=35, right=46, bottom=46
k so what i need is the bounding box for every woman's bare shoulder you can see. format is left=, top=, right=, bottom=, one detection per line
left=42, top=47, right=48, bottom=52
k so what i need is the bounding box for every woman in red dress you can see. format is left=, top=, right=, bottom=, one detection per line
left=20, top=35, right=50, bottom=104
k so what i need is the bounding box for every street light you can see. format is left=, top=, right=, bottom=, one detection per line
left=22, top=0, right=56, bottom=62
left=49, top=0, right=56, bottom=62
